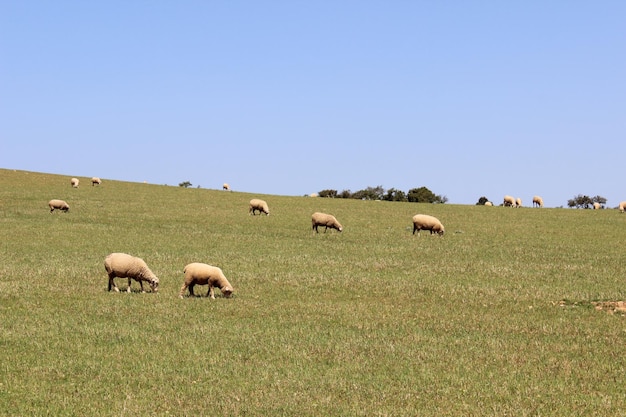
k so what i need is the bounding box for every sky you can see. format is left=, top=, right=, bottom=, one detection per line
left=1, top=1, right=625, bottom=207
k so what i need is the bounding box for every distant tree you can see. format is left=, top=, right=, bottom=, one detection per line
left=179, top=181, right=192, bottom=188
left=591, top=195, right=607, bottom=206
left=352, top=185, right=384, bottom=200
left=338, top=189, right=352, bottom=199
left=476, top=196, right=489, bottom=205
left=407, top=186, right=446, bottom=204
left=383, top=188, right=407, bottom=202
left=370, top=185, right=385, bottom=200
left=567, top=194, right=593, bottom=209
left=318, top=189, right=338, bottom=198
left=408, top=187, right=432, bottom=203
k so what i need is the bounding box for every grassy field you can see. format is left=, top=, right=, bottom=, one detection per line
left=1, top=168, right=625, bottom=416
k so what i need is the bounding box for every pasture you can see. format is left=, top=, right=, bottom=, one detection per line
left=0, top=168, right=625, bottom=416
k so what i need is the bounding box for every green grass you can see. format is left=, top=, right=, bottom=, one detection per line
left=1, top=168, right=625, bottom=416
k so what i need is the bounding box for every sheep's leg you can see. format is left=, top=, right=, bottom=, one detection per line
left=188, top=284, right=195, bottom=297
left=179, top=283, right=188, bottom=298
left=138, top=280, right=145, bottom=293
left=208, top=285, right=215, bottom=299
left=127, top=278, right=133, bottom=293
left=108, top=275, right=120, bottom=292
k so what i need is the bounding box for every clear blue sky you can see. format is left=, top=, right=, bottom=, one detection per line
left=2, top=1, right=624, bottom=207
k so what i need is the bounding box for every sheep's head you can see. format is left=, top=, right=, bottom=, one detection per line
left=150, top=277, right=160, bottom=292
left=222, top=286, right=233, bottom=298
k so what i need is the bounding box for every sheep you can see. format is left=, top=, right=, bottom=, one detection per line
left=223, top=183, right=230, bottom=191
left=311, top=212, right=343, bottom=233
left=484, top=201, right=493, bottom=206
left=503, top=195, right=515, bottom=207
left=515, top=197, right=522, bottom=207
left=104, top=253, right=159, bottom=293
left=249, top=198, right=269, bottom=215
left=620, top=201, right=626, bottom=213
left=48, top=199, right=70, bottom=213
left=70, top=178, right=79, bottom=188
left=593, top=202, right=601, bottom=210
left=91, top=177, right=101, bottom=186
left=179, top=263, right=233, bottom=299
left=412, top=214, right=444, bottom=236
left=532, top=196, right=544, bottom=208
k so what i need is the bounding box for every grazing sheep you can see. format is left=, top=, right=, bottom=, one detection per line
left=104, top=253, right=159, bottom=293
left=311, top=212, right=343, bottom=233
left=515, top=197, right=522, bottom=208
left=48, top=199, right=69, bottom=213
left=484, top=201, right=493, bottom=206
left=223, top=183, right=230, bottom=191
left=70, top=178, right=79, bottom=188
left=179, top=263, right=233, bottom=299
left=91, top=177, right=101, bottom=186
left=593, top=202, right=601, bottom=210
left=532, top=196, right=544, bottom=208
left=620, top=201, right=626, bottom=213
left=503, top=195, right=515, bottom=207
left=412, top=214, right=444, bottom=236
left=249, top=198, right=270, bottom=215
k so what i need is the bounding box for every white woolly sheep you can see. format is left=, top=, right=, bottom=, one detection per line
left=412, top=214, right=444, bottom=236
left=91, top=177, right=101, bottom=186
left=48, top=199, right=70, bottom=213
left=223, top=183, right=230, bottom=191
left=515, top=197, right=522, bottom=207
left=311, top=212, right=343, bottom=233
left=503, top=195, right=515, bottom=207
left=620, top=201, right=626, bottom=213
left=179, top=263, right=233, bottom=299
left=249, top=198, right=269, bottom=215
left=593, top=202, right=601, bottom=210
left=104, top=253, right=159, bottom=293
left=484, top=201, right=493, bottom=206
left=70, top=178, right=79, bottom=188
left=532, top=196, right=544, bottom=208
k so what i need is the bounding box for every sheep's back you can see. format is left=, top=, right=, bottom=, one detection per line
left=48, top=199, right=68, bottom=208
left=412, top=214, right=442, bottom=228
left=183, top=262, right=223, bottom=283
left=312, top=212, right=333, bottom=224
left=105, top=253, right=150, bottom=277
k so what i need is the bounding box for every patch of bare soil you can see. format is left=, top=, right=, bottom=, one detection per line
left=591, top=301, right=626, bottom=315
left=555, top=300, right=626, bottom=315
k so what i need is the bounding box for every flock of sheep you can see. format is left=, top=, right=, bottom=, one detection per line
left=501, top=195, right=626, bottom=211
left=48, top=177, right=236, bottom=298
left=501, top=195, right=544, bottom=208
left=508, top=195, right=626, bottom=211
left=49, top=177, right=626, bottom=298
left=100, top=198, right=442, bottom=298
left=104, top=252, right=233, bottom=299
